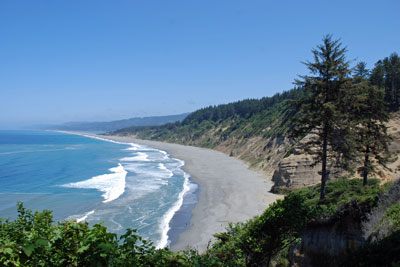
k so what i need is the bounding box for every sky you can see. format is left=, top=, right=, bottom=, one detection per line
left=1, top=0, right=399, bottom=128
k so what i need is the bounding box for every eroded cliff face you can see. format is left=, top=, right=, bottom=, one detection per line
left=215, top=134, right=290, bottom=176
left=213, top=112, right=400, bottom=192
left=289, top=202, right=367, bottom=267
left=271, top=113, right=400, bottom=191
left=270, top=134, right=345, bottom=192
left=271, top=154, right=321, bottom=190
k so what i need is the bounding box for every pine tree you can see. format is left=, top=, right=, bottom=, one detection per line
left=383, top=53, right=400, bottom=111
left=372, top=53, right=400, bottom=111
left=353, top=61, right=370, bottom=81
left=291, top=35, right=352, bottom=201
left=370, top=60, right=385, bottom=90
left=350, top=80, right=391, bottom=186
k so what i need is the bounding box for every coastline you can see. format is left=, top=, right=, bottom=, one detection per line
left=98, top=134, right=282, bottom=253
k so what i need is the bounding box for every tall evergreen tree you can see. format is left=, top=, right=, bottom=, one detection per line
left=372, top=53, right=400, bottom=111
left=370, top=60, right=385, bottom=90
left=383, top=53, right=400, bottom=111
left=353, top=61, right=370, bottom=81
left=350, top=81, right=391, bottom=186
left=291, top=35, right=352, bottom=201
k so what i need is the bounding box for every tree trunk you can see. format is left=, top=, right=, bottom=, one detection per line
left=266, top=255, right=271, bottom=267
left=320, top=126, right=328, bottom=201
left=363, top=145, right=370, bottom=186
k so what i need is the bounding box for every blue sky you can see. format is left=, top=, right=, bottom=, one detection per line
left=1, top=0, right=399, bottom=128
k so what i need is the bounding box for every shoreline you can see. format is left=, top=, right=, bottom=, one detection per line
left=99, top=134, right=282, bottom=252
left=60, top=131, right=193, bottom=249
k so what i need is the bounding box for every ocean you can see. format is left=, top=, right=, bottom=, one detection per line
left=0, top=130, right=198, bottom=248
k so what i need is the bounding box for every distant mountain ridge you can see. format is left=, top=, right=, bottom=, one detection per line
left=36, top=113, right=190, bottom=133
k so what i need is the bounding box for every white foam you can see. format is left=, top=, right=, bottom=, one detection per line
left=120, top=152, right=150, bottom=162
left=124, top=162, right=173, bottom=180
left=156, top=172, right=191, bottom=249
left=158, top=163, right=174, bottom=178
left=62, top=163, right=127, bottom=203
left=77, top=210, right=95, bottom=222
left=124, top=143, right=142, bottom=151
left=173, top=158, right=185, bottom=169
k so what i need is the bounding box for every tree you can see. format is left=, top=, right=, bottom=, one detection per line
left=353, top=61, right=370, bottom=82
left=291, top=35, right=352, bottom=201
left=350, top=80, right=391, bottom=186
left=370, top=60, right=385, bottom=90
left=383, top=53, right=400, bottom=111
left=371, top=53, right=400, bottom=111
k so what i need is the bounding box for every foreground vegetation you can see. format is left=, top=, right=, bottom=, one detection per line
left=1, top=179, right=399, bottom=266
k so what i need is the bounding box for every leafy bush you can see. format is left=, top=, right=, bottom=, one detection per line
left=385, top=204, right=400, bottom=232
left=209, top=193, right=317, bottom=266
left=0, top=202, right=219, bottom=267
left=295, top=178, right=381, bottom=217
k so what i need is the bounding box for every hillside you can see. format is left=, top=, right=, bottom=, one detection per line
left=113, top=92, right=400, bottom=189
left=113, top=88, right=303, bottom=176
left=35, top=113, right=189, bottom=133
left=112, top=94, right=400, bottom=189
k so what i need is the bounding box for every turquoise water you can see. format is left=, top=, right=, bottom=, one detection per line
left=0, top=130, right=197, bottom=248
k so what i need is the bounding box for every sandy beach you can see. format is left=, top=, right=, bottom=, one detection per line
left=91, top=134, right=281, bottom=252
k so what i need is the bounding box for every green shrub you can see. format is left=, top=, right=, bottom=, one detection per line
left=210, top=193, right=317, bottom=266
left=0, top=202, right=219, bottom=266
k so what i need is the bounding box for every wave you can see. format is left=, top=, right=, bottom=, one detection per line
left=156, top=172, right=191, bottom=249
left=173, top=158, right=185, bottom=169
left=124, top=143, right=143, bottom=151
left=120, top=152, right=150, bottom=162
left=125, top=143, right=154, bottom=152
left=158, top=163, right=174, bottom=178
left=123, top=162, right=173, bottom=180
left=61, top=164, right=127, bottom=203
left=76, top=210, right=95, bottom=222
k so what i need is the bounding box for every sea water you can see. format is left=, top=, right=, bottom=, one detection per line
left=0, top=130, right=198, bottom=248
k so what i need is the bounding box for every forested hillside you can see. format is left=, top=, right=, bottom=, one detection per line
left=114, top=52, right=400, bottom=180
left=114, top=88, right=302, bottom=174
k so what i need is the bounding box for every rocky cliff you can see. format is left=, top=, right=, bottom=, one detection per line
left=271, top=113, right=400, bottom=192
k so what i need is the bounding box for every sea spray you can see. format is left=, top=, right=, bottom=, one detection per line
left=62, top=163, right=128, bottom=203
left=76, top=210, right=95, bottom=222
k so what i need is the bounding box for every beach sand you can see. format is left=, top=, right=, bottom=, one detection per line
left=94, top=134, right=282, bottom=252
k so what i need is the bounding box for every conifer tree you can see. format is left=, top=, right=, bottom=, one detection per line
left=383, top=53, right=400, bottom=111
left=371, top=53, right=400, bottom=111
left=350, top=81, right=391, bottom=186
left=292, top=35, right=352, bottom=201
left=353, top=61, right=370, bottom=81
